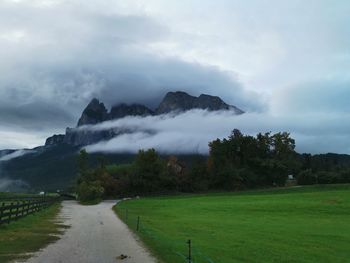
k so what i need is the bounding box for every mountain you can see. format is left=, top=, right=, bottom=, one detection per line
left=194, top=94, right=244, bottom=114
left=3, top=90, right=350, bottom=192
left=77, top=91, right=244, bottom=126
left=109, top=103, right=154, bottom=119
left=45, top=134, right=65, bottom=146
left=156, top=91, right=197, bottom=114
left=0, top=144, right=136, bottom=191
left=156, top=91, right=244, bottom=114
left=0, top=90, right=244, bottom=191
left=77, top=98, right=109, bottom=126
left=45, top=91, right=244, bottom=147
left=77, top=100, right=154, bottom=127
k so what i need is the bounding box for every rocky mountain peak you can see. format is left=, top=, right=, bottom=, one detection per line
left=46, top=91, right=244, bottom=147
left=77, top=98, right=108, bottom=126
left=155, top=91, right=244, bottom=114
left=155, top=91, right=197, bottom=114
left=195, top=94, right=244, bottom=114
left=194, top=94, right=229, bottom=110
left=45, top=134, right=65, bottom=146
left=109, top=103, right=154, bottom=119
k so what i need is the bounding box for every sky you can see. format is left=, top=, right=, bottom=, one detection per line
left=0, top=0, right=350, bottom=154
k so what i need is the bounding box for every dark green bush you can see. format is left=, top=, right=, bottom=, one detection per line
left=297, top=169, right=317, bottom=185
left=77, top=181, right=104, bottom=203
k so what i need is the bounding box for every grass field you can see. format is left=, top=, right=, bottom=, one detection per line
left=0, top=192, right=31, bottom=198
left=0, top=203, right=65, bottom=263
left=115, top=185, right=350, bottom=263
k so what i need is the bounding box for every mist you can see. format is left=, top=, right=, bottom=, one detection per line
left=0, top=150, right=33, bottom=192
left=0, top=178, right=29, bottom=192
left=84, top=109, right=350, bottom=155
left=0, top=149, right=35, bottom=162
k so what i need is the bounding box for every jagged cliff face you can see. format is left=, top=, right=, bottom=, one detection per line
left=76, top=91, right=243, bottom=127
left=110, top=104, right=154, bottom=119
left=77, top=100, right=154, bottom=128
left=45, top=91, right=244, bottom=147
left=194, top=94, right=244, bottom=114
left=156, top=91, right=245, bottom=114
left=64, top=128, right=117, bottom=146
left=156, top=91, right=197, bottom=114
left=45, top=134, right=65, bottom=146
left=77, top=98, right=108, bottom=126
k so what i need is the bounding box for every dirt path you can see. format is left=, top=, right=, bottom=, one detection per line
left=24, top=200, right=157, bottom=263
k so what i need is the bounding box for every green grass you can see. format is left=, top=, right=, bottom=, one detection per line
left=114, top=185, right=350, bottom=263
left=0, top=192, right=32, bottom=198
left=0, top=203, right=66, bottom=263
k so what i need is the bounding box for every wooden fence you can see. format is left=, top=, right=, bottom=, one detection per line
left=0, top=196, right=59, bottom=225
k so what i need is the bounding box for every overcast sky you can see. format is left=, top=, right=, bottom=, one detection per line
left=1, top=0, right=350, bottom=153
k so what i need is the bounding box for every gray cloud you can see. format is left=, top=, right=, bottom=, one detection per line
left=271, top=79, right=350, bottom=114
left=0, top=150, right=31, bottom=191
left=0, top=178, right=29, bottom=192
left=0, top=149, right=36, bottom=161
left=84, top=109, right=350, bottom=155
left=0, top=0, right=260, bottom=145
left=1, top=0, right=350, bottom=154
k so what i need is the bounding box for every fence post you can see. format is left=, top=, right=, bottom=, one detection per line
left=15, top=201, right=19, bottom=220
left=0, top=202, right=4, bottom=224
left=31, top=199, right=35, bottom=214
left=8, top=202, right=13, bottom=224
left=187, top=239, right=192, bottom=263
left=26, top=200, right=30, bottom=215
left=20, top=201, right=23, bottom=217
left=136, top=216, right=140, bottom=231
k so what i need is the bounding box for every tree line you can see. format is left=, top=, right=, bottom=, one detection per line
left=76, top=129, right=350, bottom=202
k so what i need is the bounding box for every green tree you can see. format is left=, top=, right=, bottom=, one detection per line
left=78, top=149, right=89, bottom=180
left=208, top=130, right=299, bottom=189
left=132, top=149, right=172, bottom=193
left=77, top=181, right=104, bottom=203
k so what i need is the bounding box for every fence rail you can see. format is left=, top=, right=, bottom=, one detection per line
left=0, top=196, right=59, bottom=225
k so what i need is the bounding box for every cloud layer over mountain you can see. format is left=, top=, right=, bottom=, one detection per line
left=1, top=0, right=350, bottom=153
left=0, top=0, right=260, bottom=149
left=84, top=109, right=350, bottom=155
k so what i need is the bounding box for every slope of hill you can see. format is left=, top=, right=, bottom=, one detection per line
left=1, top=144, right=137, bottom=191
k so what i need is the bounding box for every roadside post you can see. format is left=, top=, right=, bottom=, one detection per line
left=187, top=239, right=192, bottom=263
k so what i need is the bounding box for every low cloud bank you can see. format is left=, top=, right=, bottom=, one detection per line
left=84, top=109, right=350, bottom=155
left=0, top=178, right=29, bottom=192
left=0, top=0, right=263, bottom=138
left=0, top=150, right=33, bottom=192
left=0, top=152, right=31, bottom=191
left=0, top=149, right=35, bottom=162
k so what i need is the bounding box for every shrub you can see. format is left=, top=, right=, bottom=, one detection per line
left=316, top=171, right=338, bottom=184
left=77, top=181, right=104, bottom=203
left=338, top=170, right=350, bottom=183
left=297, top=169, right=317, bottom=185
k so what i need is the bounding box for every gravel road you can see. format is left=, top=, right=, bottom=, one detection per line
left=24, top=200, right=157, bottom=263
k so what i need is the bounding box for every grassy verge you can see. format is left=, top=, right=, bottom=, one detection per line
left=114, top=184, right=350, bottom=263
left=0, top=203, right=66, bottom=262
